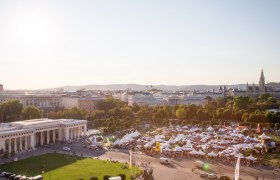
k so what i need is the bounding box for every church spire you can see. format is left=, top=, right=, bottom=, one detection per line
left=259, top=69, right=265, bottom=93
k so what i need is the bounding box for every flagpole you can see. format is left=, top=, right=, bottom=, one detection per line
left=234, top=156, right=240, bottom=180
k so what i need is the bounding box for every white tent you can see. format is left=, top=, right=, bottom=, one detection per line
left=155, top=134, right=165, bottom=140
left=144, top=141, right=154, bottom=148
left=183, top=147, right=193, bottom=151
left=132, top=130, right=141, bottom=137
left=208, top=151, right=218, bottom=157
left=197, top=150, right=205, bottom=156
left=113, top=139, right=121, bottom=145
left=173, top=146, right=183, bottom=152
left=246, top=155, right=257, bottom=161
left=206, top=126, right=214, bottom=131
left=161, top=143, right=171, bottom=149
left=189, top=150, right=198, bottom=155
left=164, top=147, right=172, bottom=151
left=167, top=137, right=176, bottom=144
left=259, top=133, right=271, bottom=140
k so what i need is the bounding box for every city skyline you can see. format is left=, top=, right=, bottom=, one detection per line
left=0, top=0, right=280, bottom=90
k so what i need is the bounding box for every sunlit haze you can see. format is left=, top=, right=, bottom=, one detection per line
left=0, top=0, right=280, bottom=90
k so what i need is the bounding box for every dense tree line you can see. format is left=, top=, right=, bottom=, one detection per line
left=88, top=94, right=280, bottom=133
left=1, top=94, right=280, bottom=133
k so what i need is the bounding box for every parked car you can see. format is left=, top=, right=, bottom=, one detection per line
left=14, top=175, right=22, bottom=180
left=200, top=173, right=208, bottom=178
left=89, top=145, right=98, bottom=150
left=0, top=172, right=7, bottom=177
left=20, top=176, right=27, bottom=180
left=159, top=157, right=171, bottom=164
left=219, top=176, right=231, bottom=180
left=208, top=173, right=217, bottom=179
left=9, top=174, right=16, bottom=180
left=62, top=147, right=71, bottom=151
left=4, top=172, right=13, bottom=178
left=30, top=175, right=43, bottom=180
left=194, top=160, right=206, bottom=168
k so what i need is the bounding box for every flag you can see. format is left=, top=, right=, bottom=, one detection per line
left=257, top=123, right=261, bottom=134
left=234, top=156, right=240, bottom=180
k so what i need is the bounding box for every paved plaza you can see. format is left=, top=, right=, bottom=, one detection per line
left=0, top=141, right=279, bottom=180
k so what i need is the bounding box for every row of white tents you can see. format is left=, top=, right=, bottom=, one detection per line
left=113, top=130, right=141, bottom=145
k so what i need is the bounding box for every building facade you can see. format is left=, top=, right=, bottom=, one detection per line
left=0, top=118, right=87, bottom=154
left=230, top=69, right=280, bottom=99
left=0, top=91, right=62, bottom=110
left=61, top=97, right=105, bottom=115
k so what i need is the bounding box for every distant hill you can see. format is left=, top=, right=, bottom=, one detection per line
left=39, top=84, right=247, bottom=91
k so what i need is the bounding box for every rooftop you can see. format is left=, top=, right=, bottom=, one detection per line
left=0, top=118, right=87, bottom=135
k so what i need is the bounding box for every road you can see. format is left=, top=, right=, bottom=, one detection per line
left=0, top=141, right=278, bottom=180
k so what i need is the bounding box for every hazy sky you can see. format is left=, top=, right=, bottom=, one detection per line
left=0, top=0, right=279, bottom=90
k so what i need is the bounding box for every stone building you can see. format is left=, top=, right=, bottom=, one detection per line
left=0, top=118, right=87, bottom=154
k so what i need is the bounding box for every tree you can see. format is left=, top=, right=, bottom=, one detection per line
left=233, top=96, right=252, bottom=110
left=64, top=108, right=87, bottom=119
left=97, top=98, right=124, bottom=112
left=22, top=105, right=41, bottom=120
left=205, top=96, right=213, bottom=102
left=92, top=110, right=106, bottom=119
left=135, top=107, right=152, bottom=121
left=176, top=108, right=187, bottom=120
left=247, top=113, right=267, bottom=123
left=0, top=100, right=23, bottom=122
left=153, top=109, right=165, bottom=120
left=48, top=111, right=64, bottom=119
left=258, top=93, right=273, bottom=102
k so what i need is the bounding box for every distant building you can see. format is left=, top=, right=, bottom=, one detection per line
left=0, top=84, right=3, bottom=92
left=165, top=95, right=206, bottom=106
left=230, top=69, right=280, bottom=99
left=128, top=93, right=166, bottom=106
left=61, top=97, right=79, bottom=109
left=78, top=97, right=105, bottom=113
left=0, top=91, right=62, bottom=110
left=61, top=96, right=105, bottom=114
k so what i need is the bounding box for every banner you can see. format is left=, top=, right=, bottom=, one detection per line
left=234, top=156, right=240, bottom=180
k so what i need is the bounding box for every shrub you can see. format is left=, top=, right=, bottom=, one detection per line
left=103, top=175, right=111, bottom=180
left=118, top=174, right=126, bottom=180
left=90, top=176, right=98, bottom=180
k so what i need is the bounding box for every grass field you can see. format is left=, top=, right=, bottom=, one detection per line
left=0, top=153, right=141, bottom=180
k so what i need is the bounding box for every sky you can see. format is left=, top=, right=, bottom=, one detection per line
left=0, top=0, right=279, bottom=90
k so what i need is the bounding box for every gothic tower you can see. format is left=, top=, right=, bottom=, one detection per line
left=259, top=69, right=266, bottom=93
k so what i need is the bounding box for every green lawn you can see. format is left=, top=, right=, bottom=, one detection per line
left=0, top=153, right=141, bottom=180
